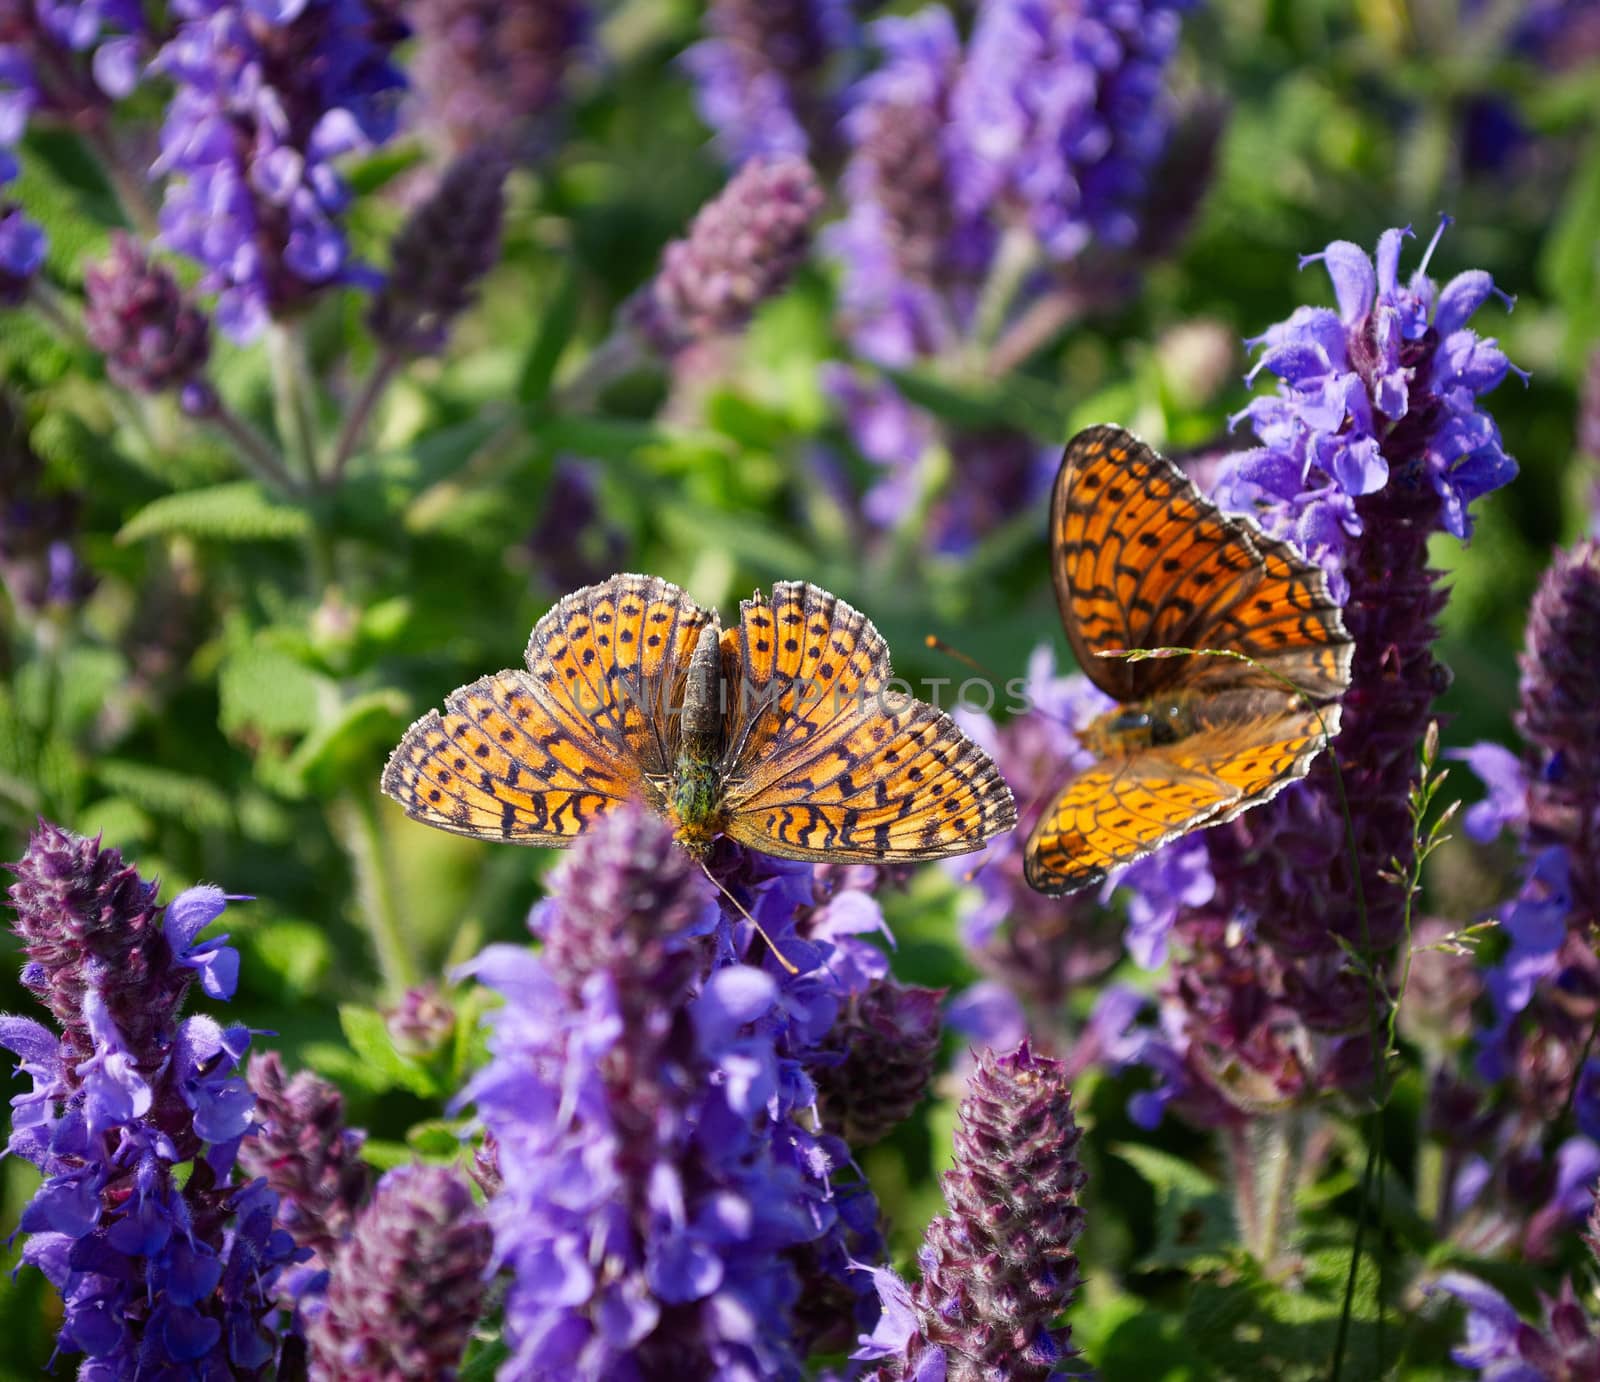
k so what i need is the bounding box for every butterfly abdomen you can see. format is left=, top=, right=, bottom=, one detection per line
left=670, top=622, right=728, bottom=856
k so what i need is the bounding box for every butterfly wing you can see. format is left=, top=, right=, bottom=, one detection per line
left=381, top=573, right=712, bottom=845
left=718, top=581, right=1016, bottom=862
left=1050, top=425, right=1352, bottom=703
left=1024, top=699, right=1339, bottom=894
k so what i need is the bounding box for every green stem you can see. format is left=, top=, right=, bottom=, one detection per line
left=206, top=400, right=300, bottom=496
left=550, top=329, right=646, bottom=414
left=266, top=322, right=322, bottom=486
left=968, top=224, right=1040, bottom=363
left=325, top=349, right=403, bottom=491
left=333, top=789, right=419, bottom=998
left=83, top=122, right=161, bottom=239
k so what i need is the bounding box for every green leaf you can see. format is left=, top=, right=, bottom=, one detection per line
left=358, top=1139, right=422, bottom=1171
left=1112, top=1143, right=1236, bottom=1273
left=244, top=918, right=334, bottom=1002
left=883, top=367, right=1011, bottom=430
left=460, top=1336, right=510, bottom=1382
left=338, top=1004, right=441, bottom=1098
left=518, top=269, right=581, bottom=405
left=1538, top=135, right=1600, bottom=364
left=1183, top=1247, right=1385, bottom=1382
left=219, top=645, right=327, bottom=740
left=118, top=482, right=311, bottom=544
left=407, top=1119, right=470, bottom=1158
left=94, top=760, right=234, bottom=832
left=285, top=689, right=410, bottom=794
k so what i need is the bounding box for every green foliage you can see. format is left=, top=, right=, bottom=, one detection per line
left=118, top=481, right=312, bottom=544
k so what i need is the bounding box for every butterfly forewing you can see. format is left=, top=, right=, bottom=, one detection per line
left=380, top=671, right=630, bottom=843
left=1051, top=425, right=1350, bottom=702
left=525, top=573, right=714, bottom=780
left=383, top=574, right=712, bottom=844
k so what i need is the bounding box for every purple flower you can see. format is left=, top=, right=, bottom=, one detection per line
left=827, top=6, right=992, bottom=368
left=1431, top=1271, right=1600, bottom=1380
left=2, top=823, right=297, bottom=1375
left=1140, top=223, right=1525, bottom=1121
left=409, top=0, right=586, bottom=154
left=1217, top=220, right=1520, bottom=579
left=1454, top=741, right=1530, bottom=843
left=367, top=145, right=509, bottom=357
left=153, top=0, right=407, bottom=341
left=627, top=154, right=824, bottom=357
left=684, top=0, right=856, bottom=165
left=457, top=804, right=883, bottom=1378
left=857, top=1042, right=1086, bottom=1381
left=811, top=977, right=944, bottom=1147
left=525, top=458, right=628, bottom=595
left=83, top=232, right=214, bottom=404
left=237, top=1051, right=372, bottom=1300
left=949, top=0, right=1197, bottom=261
left=305, top=1163, right=491, bottom=1381
left=0, top=193, right=44, bottom=303
left=383, top=983, right=456, bottom=1056
left=1516, top=539, right=1600, bottom=923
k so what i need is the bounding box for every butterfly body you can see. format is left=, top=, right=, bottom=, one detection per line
left=661, top=621, right=729, bottom=856
left=1082, top=698, right=1197, bottom=755
left=1023, top=426, right=1354, bottom=896
left=384, top=574, right=1016, bottom=865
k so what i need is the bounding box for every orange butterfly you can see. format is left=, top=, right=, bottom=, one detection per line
left=383, top=573, right=1016, bottom=864
left=1023, top=426, right=1354, bottom=896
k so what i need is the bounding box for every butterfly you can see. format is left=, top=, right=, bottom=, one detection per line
left=1023, top=425, right=1355, bottom=896
left=382, top=573, right=1017, bottom=865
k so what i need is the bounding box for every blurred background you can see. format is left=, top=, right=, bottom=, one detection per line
left=0, top=0, right=1596, bottom=1373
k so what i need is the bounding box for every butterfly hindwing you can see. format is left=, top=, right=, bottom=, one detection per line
left=381, top=672, right=627, bottom=844
left=1024, top=755, right=1235, bottom=895
left=1023, top=699, right=1340, bottom=894
left=719, top=582, right=1016, bottom=861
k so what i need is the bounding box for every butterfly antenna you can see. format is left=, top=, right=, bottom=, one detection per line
left=699, top=862, right=800, bottom=976
left=924, top=634, right=1002, bottom=682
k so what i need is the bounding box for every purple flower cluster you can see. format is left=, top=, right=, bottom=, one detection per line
left=1216, top=220, right=1520, bottom=589
left=153, top=0, right=407, bottom=341
left=857, top=1042, right=1086, bottom=1382
left=822, top=1, right=1203, bottom=553
left=1, top=823, right=297, bottom=1375
left=1076, top=225, right=1523, bottom=1145
left=409, top=0, right=587, bottom=154
left=83, top=232, right=213, bottom=410
left=627, top=154, right=824, bottom=358
left=305, top=1163, right=491, bottom=1381
left=0, top=0, right=144, bottom=292
left=237, top=1050, right=372, bottom=1302
left=367, top=145, right=509, bottom=358
left=1432, top=1271, right=1600, bottom=1380
left=827, top=7, right=991, bottom=369
left=684, top=0, right=856, bottom=165
left=952, top=0, right=1197, bottom=261
left=457, top=804, right=887, bottom=1378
